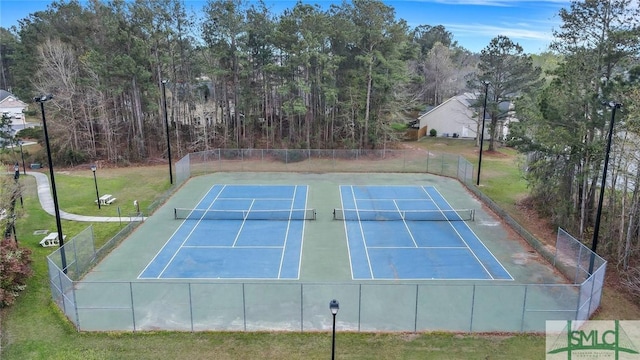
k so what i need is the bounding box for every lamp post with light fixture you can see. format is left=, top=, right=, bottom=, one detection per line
left=477, top=81, right=490, bottom=186
left=18, top=140, right=26, bottom=175
left=330, top=299, right=339, bottom=360
left=91, top=164, right=101, bottom=209
left=34, top=94, right=66, bottom=271
left=161, top=80, right=173, bottom=185
left=589, top=101, right=622, bottom=274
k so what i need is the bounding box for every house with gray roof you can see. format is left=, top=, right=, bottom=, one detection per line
left=0, top=90, right=28, bottom=124
left=417, top=93, right=516, bottom=140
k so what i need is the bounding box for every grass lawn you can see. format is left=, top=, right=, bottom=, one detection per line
left=1, top=142, right=637, bottom=359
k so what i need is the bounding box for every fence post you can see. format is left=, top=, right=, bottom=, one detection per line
left=469, top=284, right=476, bottom=332
left=553, top=232, right=559, bottom=267
left=188, top=152, right=191, bottom=178
left=520, top=285, right=528, bottom=332
left=414, top=284, right=419, bottom=332
left=576, top=282, right=584, bottom=320
left=358, top=284, right=362, bottom=332
left=217, top=148, right=221, bottom=172
left=73, top=237, right=79, bottom=277
left=188, top=283, right=194, bottom=332
left=130, top=282, right=137, bottom=332
left=425, top=150, right=429, bottom=173
left=242, top=283, right=247, bottom=331
left=403, top=149, right=406, bottom=171
left=587, top=268, right=598, bottom=317
left=332, top=149, right=336, bottom=170
left=575, top=245, right=583, bottom=284
left=72, top=280, right=80, bottom=331
left=58, top=265, right=67, bottom=316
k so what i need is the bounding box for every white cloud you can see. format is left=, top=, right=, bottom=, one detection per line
left=427, top=0, right=569, bottom=6
left=445, top=22, right=553, bottom=41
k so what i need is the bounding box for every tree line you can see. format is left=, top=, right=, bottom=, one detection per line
left=1, top=0, right=640, bottom=297
left=509, top=1, right=640, bottom=287
left=0, top=0, right=484, bottom=163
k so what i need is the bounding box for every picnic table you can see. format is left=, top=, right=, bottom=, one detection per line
left=96, top=194, right=117, bottom=206
left=40, top=232, right=66, bottom=247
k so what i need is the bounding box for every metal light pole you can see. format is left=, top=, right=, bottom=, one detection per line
left=13, top=161, right=23, bottom=207
left=330, top=299, right=339, bottom=360
left=34, top=94, right=67, bottom=271
left=589, top=101, right=622, bottom=274
left=91, top=164, right=101, bottom=209
left=161, top=80, right=173, bottom=185
left=476, top=81, right=490, bottom=186
left=18, top=140, right=26, bottom=174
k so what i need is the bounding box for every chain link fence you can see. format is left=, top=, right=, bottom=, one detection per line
left=46, top=149, right=605, bottom=332
left=183, top=148, right=473, bottom=183
left=47, top=228, right=598, bottom=332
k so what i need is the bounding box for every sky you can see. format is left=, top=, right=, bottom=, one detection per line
left=0, top=0, right=571, bottom=53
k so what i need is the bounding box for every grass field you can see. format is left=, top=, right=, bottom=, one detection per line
left=1, top=139, right=638, bottom=359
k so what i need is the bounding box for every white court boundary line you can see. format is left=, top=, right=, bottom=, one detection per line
left=393, top=199, right=418, bottom=247
left=277, top=185, right=298, bottom=279
left=158, top=186, right=227, bottom=278
left=137, top=184, right=226, bottom=279
left=141, top=184, right=307, bottom=280
left=420, top=185, right=494, bottom=279
left=423, top=186, right=514, bottom=281
left=343, top=185, right=513, bottom=281
left=351, top=185, right=375, bottom=279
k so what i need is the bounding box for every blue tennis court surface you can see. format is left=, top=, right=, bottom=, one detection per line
left=340, top=185, right=513, bottom=280
left=139, top=184, right=309, bottom=279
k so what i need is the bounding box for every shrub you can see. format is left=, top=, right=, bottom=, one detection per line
left=60, top=148, right=88, bottom=166
left=429, top=129, right=437, bottom=137
left=0, top=238, right=33, bottom=307
left=16, top=127, right=43, bottom=142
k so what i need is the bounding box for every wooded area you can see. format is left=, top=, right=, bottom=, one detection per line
left=1, top=0, right=483, bottom=161
left=1, top=0, right=640, bottom=297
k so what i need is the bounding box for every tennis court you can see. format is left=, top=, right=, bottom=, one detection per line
left=139, top=184, right=312, bottom=279
left=338, top=185, right=512, bottom=280
left=137, top=182, right=511, bottom=281
left=65, top=171, right=584, bottom=332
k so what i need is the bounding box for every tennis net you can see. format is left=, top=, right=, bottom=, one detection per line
left=174, top=208, right=317, bottom=220
left=333, top=208, right=475, bottom=221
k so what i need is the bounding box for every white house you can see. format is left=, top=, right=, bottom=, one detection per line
left=417, top=93, right=481, bottom=139
left=0, top=90, right=27, bottom=124
left=417, top=92, right=517, bottom=140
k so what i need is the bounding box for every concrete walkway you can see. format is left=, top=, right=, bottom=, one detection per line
left=28, top=171, right=143, bottom=223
